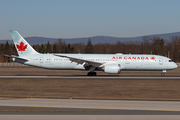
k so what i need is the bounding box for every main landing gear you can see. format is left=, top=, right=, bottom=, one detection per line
left=161, top=70, right=166, bottom=76
left=87, top=72, right=97, bottom=76
left=87, top=66, right=97, bottom=76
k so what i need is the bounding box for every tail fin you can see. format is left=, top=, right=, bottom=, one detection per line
left=9, top=30, right=39, bottom=56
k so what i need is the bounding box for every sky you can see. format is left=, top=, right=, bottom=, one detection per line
left=1, top=0, right=180, bottom=39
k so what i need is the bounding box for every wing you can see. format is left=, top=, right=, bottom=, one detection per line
left=54, top=54, right=104, bottom=67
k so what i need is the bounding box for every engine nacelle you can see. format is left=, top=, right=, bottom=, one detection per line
left=104, top=64, right=121, bottom=74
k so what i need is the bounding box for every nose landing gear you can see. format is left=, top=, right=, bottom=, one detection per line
left=161, top=70, right=166, bottom=76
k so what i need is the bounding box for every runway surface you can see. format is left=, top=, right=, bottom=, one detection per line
left=1, top=75, right=180, bottom=79
left=0, top=98, right=180, bottom=120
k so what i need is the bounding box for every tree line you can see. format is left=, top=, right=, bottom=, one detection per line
left=1, top=36, right=180, bottom=62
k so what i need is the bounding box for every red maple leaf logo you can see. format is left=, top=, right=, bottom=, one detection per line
left=16, top=42, right=27, bottom=51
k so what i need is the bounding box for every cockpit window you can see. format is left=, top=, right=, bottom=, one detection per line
left=169, top=60, right=173, bottom=62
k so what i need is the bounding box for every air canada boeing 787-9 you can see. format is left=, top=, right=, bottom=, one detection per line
left=5, top=30, right=178, bottom=76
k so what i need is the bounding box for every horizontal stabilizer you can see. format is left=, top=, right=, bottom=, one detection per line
left=4, top=55, right=30, bottom=61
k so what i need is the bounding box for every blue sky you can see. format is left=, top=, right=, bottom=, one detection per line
left=1, top=0, right=180, bottom=39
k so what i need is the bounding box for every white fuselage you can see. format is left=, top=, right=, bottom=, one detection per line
left=13, top=54, right=178, bottom=71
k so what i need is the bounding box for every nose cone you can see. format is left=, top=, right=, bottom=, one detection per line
left=175, top=63, right=178, bottom=68
left=173, top=63, right=178, bottom=69
left=168, top=62, right=178, bottom=70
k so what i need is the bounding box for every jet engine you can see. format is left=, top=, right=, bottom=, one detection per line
left=104, top=64, right=121, bottom=74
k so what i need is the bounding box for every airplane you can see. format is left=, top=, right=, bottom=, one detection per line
left=5, top=30, right=178, bottom=76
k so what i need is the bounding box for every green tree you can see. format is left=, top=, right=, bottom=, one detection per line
left=46, top=41, right=51, bottom=53
left=65, top=44, right=74, bottom=53
left=53, top=44, right=58, bottom=53
left=57, top=38, right=63, bottom=53
left=152, top=38, right=164, bottom=55
left=4, top=41, right=10, bottom=55
left=39, top=44, right=45, bottom=53
left=85, top=38, right=93, bottom=53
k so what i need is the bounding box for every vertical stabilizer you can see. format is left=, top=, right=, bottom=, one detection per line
left=9, top=30, right=39, bottom=56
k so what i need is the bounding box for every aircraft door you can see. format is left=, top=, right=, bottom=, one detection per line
left=40, top=57, right=44, bottom=63
left=159, top=58, right=163, bottom=65
left=126, top=60, right=130, bottom=64
left=126, top=56, right=130, bottom=64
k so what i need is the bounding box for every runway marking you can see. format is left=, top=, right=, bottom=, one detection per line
left=1, top=98, right=180, bottom=113
left=1, top=105, right=180, bottom=112
left=2, top=99, right=180, bottom=108
left=0, top=115, right=180, bottom=116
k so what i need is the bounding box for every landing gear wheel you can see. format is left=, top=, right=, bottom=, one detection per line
left=87, top=72, right=91, bottom=76
left=87, top=72, right=97, bottom=76
left=161, top=70, right=166, bottom=76
left=93, top=72, right=97, bottom=76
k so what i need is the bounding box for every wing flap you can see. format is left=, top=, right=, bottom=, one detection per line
left=54, top=54, right=103, bottom=67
